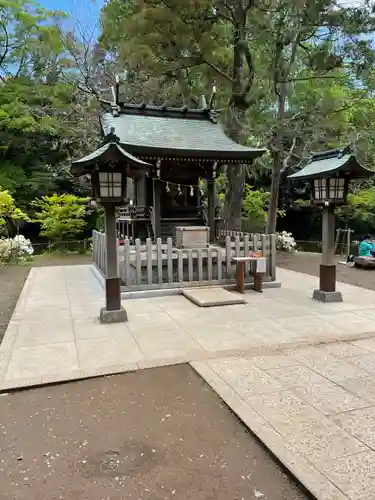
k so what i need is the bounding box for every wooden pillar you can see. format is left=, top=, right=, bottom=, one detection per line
left=153, top=179, right=161, bottom=239
left=320, top=206, right=336, bottom=292
left=207, top=175, right=216, bottom=243
left=313, top=206, right=342, bottom=303
left=136, top=175, right=146, bottom=206
left=99, top=204, right=127, bottom=323
left=104, top=204, right=121, bottom=310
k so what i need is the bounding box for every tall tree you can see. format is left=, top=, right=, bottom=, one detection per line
left=100, top=0, right=264, bottom=229
left=254, top=0, right=375, bottom=232
left=0, top=0, right=99, bottom=204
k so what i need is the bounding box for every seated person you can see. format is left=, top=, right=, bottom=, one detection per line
left=359, top=235, right=373, bottom=257
left=371, top=238, right=375, bottom=257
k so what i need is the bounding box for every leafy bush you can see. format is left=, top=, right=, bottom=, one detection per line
left=32, top=194, right=89, bottom=243
left=276, top=231, right=297, bottom=252
left=0, top=235, right=34, bottom=263
left=0, top=187, right=29, bottom=234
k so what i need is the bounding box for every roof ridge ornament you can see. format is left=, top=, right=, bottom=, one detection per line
left=209, top=84, right=217, bottom=110
left=338, top=145, right=352, bottom=159
left=311, top=145, right=352, bottom=163
left=103, top=127, right=120, bottom=144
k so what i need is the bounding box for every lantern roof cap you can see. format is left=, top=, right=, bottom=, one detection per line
left=288, top=146, right=373, bottom=180
left=71, top=128, right=152, bottom=174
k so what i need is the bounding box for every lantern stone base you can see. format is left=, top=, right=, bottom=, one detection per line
left=312, top=289, right=343, bottom=303
left=100, top=306, right=128, bottom=324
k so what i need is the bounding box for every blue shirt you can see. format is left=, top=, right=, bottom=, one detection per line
left=359, top=240, right=372, bottom=257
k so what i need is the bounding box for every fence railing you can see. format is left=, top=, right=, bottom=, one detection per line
left=92, top=229, right=277, bottom=292
left=92, top=230, right=106, bottom=273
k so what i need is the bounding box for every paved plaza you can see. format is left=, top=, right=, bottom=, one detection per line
left=2, top=265, right=375, bottom=388
left=2, top=264, right=375, bottom=499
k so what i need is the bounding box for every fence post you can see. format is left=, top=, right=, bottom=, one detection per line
left=235, top=235, right=240, bottom=257
left=146, top=238, right=153, bottom=285
left=177, top=249, right=184, bottom=283
left=207, top=247, right=212, bottom=281
left=187, top=249, right=193, bottom=282
left=270, top=233, right=277, bottom=281
left=124, top=238, right=131, bottom=286
left=167, top=238, right=173, bottom=283
left=135, top=238, right=142, bottom=285
left=156, top=238, right=163, bottom=284
left=92, top=231, right=97, bottom=265
left=197, top=249, right=203, bottom=281
left=225, top=235, right=231, bottom=279
left=244, top=233, right=249, bottom=275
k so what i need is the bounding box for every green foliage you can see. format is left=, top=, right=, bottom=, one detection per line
left=338, top=185, right=375, bottom=233
left=294, top=199, right=311, bottom=208
left=0, top=77, right=99, bottom=204
left=0, top=0, right=99, bottom=206
left=100, top=0, right=375, bottom=231
left=32, top=194, right=89, bottom=242
left=0, top=0, right=68, bottom=80
left=0, top=187, right=29, bottom=230
left=242, top=185, right=268, bottom=222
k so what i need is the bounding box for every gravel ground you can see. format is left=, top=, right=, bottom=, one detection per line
left=0, top=365, right=308, bottom=500
left=0, top=255, right=91, bottom=341
left=277, top=251, right=375, bottom=291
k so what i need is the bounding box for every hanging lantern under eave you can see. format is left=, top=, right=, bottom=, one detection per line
left=311, top=175, right=350, bottom=206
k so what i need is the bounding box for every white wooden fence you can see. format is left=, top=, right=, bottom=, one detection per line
left=92, top=229, right=277, bottom=291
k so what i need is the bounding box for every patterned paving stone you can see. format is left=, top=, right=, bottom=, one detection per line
left=330, top=406, right=375, bottom=449
left=319, top=451, right=375, bottom=500
left=266, top=364, right=328, bottom=388
left=293, top=380, right=369, bottom=416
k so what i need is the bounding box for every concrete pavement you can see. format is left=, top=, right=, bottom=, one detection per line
left=3, top=264, right=375, bottom=498
left=2, top=265, right=375, bottom=390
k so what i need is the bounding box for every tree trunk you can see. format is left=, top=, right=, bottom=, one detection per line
left=224, top=165, right=245, bottom=231
left=223, top=4, right=247, bottom=231
left=267, top=150, right=282, bottom=234
left=266, top=81, right=286, bottom=234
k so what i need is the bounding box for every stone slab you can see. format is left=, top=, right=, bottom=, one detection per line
left=100, top=306, right=128, bottom=323
left=182, top=287, right=246, bottom=307
left=190, top=360, right=350, bottom=500
left=313, top=289, right=343, bottom=303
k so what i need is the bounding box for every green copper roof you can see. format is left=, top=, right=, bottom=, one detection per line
left=100, top=110, right=266, bottom=162
left=288, top=147, right=373, bottom=180
left=72, top=142, right=151, bottom=173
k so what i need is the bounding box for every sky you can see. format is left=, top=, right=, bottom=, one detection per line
left=37, top=0, right=105, bottom=33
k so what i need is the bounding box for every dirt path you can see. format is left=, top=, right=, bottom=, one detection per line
left=277, top=251, right=375, bottom=291
left=0, top=255, right=92, bottom=340
left=0, top=365, right=308, bottom=500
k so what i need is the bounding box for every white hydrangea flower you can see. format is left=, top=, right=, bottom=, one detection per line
left=276, top=231, right=297, bottom=252
left=0, top=235, right=34, bottom=262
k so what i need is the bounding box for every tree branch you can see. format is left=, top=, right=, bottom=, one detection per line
left=0, top=20, right=9, bottom=81
left=281, top=136, right=297, bottom=173
left=202, top=57, right=233, bottom=82
left=282, top=74, right=346, bottom=82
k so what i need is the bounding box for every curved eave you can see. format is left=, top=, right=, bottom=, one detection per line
left=71, top=143, right=152, bottom=175
left=288, top=156, right=374, bottom=181
left=117, top=143, right=267, bottom=163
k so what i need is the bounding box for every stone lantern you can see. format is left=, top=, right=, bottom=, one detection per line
left=288, top=146, right=373, bottom=302
left=72, top=128, right=151, bottom=323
